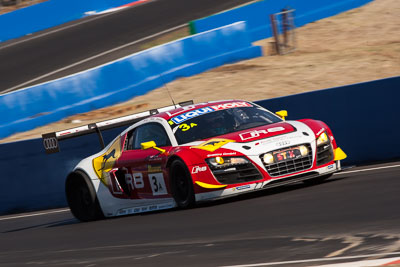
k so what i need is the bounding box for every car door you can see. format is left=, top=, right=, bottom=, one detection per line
left=114, top=122, right=172, bottom=200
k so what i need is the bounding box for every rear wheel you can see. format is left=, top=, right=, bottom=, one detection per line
left=170, top=160, right=195, bottom=208
left=303, top=173, right=333, bottom=185
left=65, top=172, right=104, bottom=222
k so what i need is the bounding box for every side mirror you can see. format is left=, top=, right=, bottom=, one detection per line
left=275, top=110, right=288, bottom=121
left=141, top=141, right=166, bottom=153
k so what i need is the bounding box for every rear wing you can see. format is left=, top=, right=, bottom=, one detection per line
left=42, top=100, right=194, bottom=154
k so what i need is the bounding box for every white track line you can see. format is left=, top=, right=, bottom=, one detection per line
left=219, top=252, right=400, bottom=267
left=335, top=164, right=400, bottom=175
left=0, top=208, right=70, bottom=221
left=1, top=23, right=187, bottom=94
left=309, top=257, right=400, bottom=267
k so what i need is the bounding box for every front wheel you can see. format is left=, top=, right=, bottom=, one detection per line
left=66, top=172, right=104, bottom=222
left=170, top=160, right=195, bottom=208
left=302, top=173, right=333, bottom=185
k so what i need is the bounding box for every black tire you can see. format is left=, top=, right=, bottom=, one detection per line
left=302, top=173, right=333, bottom=185
left=170, top=160, right=195, bottom=208
left=65, top=172, right=104, bottom=222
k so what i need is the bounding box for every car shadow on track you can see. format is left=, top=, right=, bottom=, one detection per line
left=194, top=176, right=348, bottom=209
left=37, top=176, right=349, bottom=226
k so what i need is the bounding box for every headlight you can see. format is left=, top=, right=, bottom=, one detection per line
left=317, top=132, right=329, bottom=146
left=299, top=145, right=309, bottom=156
left=263, top=153, right=274, bottom=164
left=206, top=157, right=249, bottom=168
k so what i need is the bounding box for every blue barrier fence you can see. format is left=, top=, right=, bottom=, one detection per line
left=0, top=21, right=262, bottom=139
left=0, top=0, right=142, bottom=42
left=191, top=0, right=373, bottom=42
left=1, top=76, right=399, bottom=215
left=257, top=76, right=400, bottom=165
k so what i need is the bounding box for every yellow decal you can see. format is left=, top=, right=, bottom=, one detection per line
left=93, top=138, right=122, bottom=185
left=334, top=147, right=347, bottom=161
left=148, top=165, right=162, bottom=173
left=168, top=120, right=174, bottom=125
left=195, top=181, right=227, bottom=189
left=179, top=123, right=197, bottom=132
left=191, top=138, right=235, bottom=152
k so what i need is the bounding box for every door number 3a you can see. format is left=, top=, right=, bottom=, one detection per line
left=149, top=173, right=167, bottom=196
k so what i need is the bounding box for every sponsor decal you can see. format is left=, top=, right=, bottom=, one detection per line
left=147, top=155, right=161, bottom=161
left=233, top=185, right=251, bottom=191
left=207, top=152, right=237, bottom=157
left=317, top=128, right=325, bottom=136
left=223, top=152, right=237, bottom=156
left=276, top=140, right=290, bottom=147
left=192, top=166, right=207, bottom=174
left=239, top=127, right=286, bottom=141
left=93, top=138, right=122, bottom=185
left=171, top=107, right=214, bottom=124
left=328, top=164, right=334, bottom=169
left=116, top=202, right=175, bottom=216
left=109, top=169, right=145, bottom=196
left=255, top=134, right=301, bottom=146
left=191, top=138, right=235, bottom=152
left=171, top=102, right=253, bottom=124
left=148, top=164, right=162, bottom=173
left=210, top=101, right=252, bottom=111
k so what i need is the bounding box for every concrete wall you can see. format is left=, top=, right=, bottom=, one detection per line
left=191, top=0, right=373, bottom=41
left=0, top=21, right=262, bottom=139
left=1, top=76, right=399, bottom=215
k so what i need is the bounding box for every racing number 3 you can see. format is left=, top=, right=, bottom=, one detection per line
left=179, top=123, right=197, bottom=132
left=149, top=173, right=167, bottom=196
left=152, top=176, right=159, bottom=192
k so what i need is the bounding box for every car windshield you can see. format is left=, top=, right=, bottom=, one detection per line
left=171, top=104, right=281, bottom=145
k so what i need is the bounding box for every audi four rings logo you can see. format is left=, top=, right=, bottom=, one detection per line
left=43, top=137, right=58, bottom=150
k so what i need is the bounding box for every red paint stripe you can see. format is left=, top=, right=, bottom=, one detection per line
left=383, top=259, right=400, bottom=265
left=120, top=0, right=148, bottom=8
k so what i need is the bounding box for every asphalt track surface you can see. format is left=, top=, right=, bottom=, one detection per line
left=0, top=162, right=399, bottom=266
left=0, top=0, right=256, bottom=93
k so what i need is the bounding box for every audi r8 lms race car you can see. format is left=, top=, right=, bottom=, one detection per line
left=43, top=100, right=347, bottom=221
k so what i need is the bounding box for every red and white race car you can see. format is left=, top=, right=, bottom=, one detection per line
left=43, top=100, right=346, bottom=221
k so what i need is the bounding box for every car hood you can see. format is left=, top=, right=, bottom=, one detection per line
left=184, top=121, right=315, bottom=157
left=216, top=122, right=295, bottom=143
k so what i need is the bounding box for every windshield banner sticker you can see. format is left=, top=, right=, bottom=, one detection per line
left=210, top=101, right=252, bottom=111
left=171, top=107, right=214, bottom=124
left=171, top=102, right=252, bottom=124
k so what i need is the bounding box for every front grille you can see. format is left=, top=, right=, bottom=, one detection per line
left=316, top=143, right=334, bottom=166
left=261, top=143, right=313, bottom=177
left=210, top=163, right=262, bottom=185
